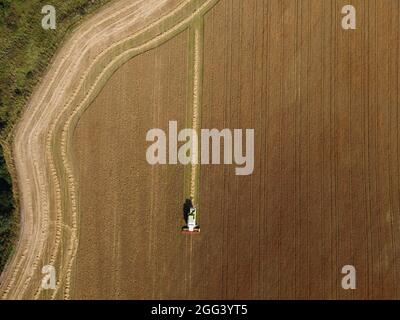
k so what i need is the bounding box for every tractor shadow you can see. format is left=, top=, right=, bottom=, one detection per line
left=182, top=198, right=193, bottom=224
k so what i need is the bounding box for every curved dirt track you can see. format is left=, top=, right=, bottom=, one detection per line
left=0, top=0, right=216, bottom=299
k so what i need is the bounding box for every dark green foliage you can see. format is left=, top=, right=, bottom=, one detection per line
left=0, top=144, right=14, bottom=270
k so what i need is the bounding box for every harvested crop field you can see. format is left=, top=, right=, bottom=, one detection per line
left=5, top=0, right=400, bottom=300
left=198, top=0, right=400, bottom=299
left=73, top=30, right=191, bottom=299
left=70, top=0, right=400, bottom=299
